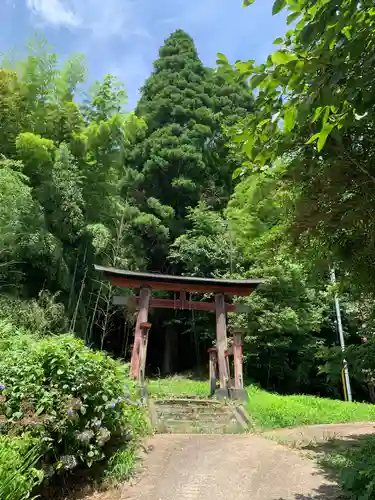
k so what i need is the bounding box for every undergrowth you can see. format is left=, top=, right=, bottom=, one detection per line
left=0, top=435, right=44, bottom=500
left=0, top=320, right=148, bottom=498
left=318, top=435, right=375, bottom=500
left=147, top=376, right=375, bottom=430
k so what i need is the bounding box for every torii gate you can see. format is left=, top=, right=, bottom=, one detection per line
left=95, top=265, right=263, bottom=400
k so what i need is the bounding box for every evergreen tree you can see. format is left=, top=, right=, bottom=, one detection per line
left=125, top=29, right=253, bottom=271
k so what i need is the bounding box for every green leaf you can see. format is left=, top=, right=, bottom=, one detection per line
left=216, top=53, right=228, bottom=65
left=317, top=123, right=334, bottom=152
left=283, top=107, right=297, bottom=133
left=287, top=11, right=300, bottom=25
left=273, top=37, right=283, bottom=45
left=258, top=118, right=271, bottom=127
left=272, top=0, right=286, bottom=15
left=250, top=73, right=267, bottom=89
left=300, top=24, right=316, bottom=47
left=322, top=106, right=330, bottom=125
left=36, top=406, right=45, bottom=416
left=305, top=133, right=320, bottom=145
left=232, top=167, right=243, bottom=179
left=242, top=0, right=255, bottom=5
left=243, top=136, right=254, bottom=156
left=312, top=107, right=323, bottom=123
left=235, top=61, right=254, bottom=74
left=342, top=26, right=352, bottom=40
left=271, top=50, right=297, bottom=65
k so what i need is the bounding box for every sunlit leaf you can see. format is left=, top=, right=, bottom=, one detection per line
left=305, top=133, right=320, bottom=145
left=283, top=107, right=297, bottom=133
left=317, top=123, right=335, bottom=152
left=250, top=73, right=267, bottom=89
left=242, top=0, right=255, bottom=5
left=232, top=167, right=243, bottom=179
left=312, top=107, right=323, bottom=123
left=216, top=53, right=229, bottom=65
left=273, top=37, right=283, bottom=45
left=287, top=11, right=300, bottom=25
left=271, top=50, right=297, bottom=65
left=342, top=26, right=352, bottom=40
left=272, top=0, right=286, bottom=15
left=235, top=61, right=255, bottom=74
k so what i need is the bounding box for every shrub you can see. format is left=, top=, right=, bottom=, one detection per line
left=0, top=323, right=147, bottom=477
left=322, top=435, right=375, bottom=500
left=0, top=291, right=67, bottom=334
left=0, top=434, right=44, bottom=500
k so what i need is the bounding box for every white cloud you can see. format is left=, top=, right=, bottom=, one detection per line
left=25, top=0, right=151, bottom=40
left=26, top=0, right=80, bottom=27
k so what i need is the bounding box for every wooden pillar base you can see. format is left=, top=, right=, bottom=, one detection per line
left=208, top=348, right=218, bottom=396
left=229, top=388, right=248, bottom=402
left=214, top=388, right=230, bottom=400
left=138, top=322, right=151, bottom=385
left=233, top=331, right=244, bottom=390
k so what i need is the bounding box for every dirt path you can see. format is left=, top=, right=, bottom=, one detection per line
left=86, top=423, right=375, bottom=500
left=263, top=422, right=375, bottom=446
left=90, top=434, right=336, bottom=500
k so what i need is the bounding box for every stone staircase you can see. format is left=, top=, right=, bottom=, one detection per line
left=148, top=397, right=251, bottom=434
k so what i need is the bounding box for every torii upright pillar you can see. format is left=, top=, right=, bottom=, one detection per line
left=130, top=286, right=151, bottom=379
left=215, top=293, right=229, bottom=398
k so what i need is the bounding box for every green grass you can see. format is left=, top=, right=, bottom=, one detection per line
left=146, top=376, right=375, bottom=430
left=147, top=376, right=209, bottom=398
left=103, top=444, right=139, bottom=487
left=246, top=385, right=375, bottom=430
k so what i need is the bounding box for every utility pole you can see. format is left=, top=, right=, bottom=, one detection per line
left=330, top=268, right=353, bottom=402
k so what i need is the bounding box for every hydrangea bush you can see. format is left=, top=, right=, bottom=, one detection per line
left=0, top=322, right=147, bottom=475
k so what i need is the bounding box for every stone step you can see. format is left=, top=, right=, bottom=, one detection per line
left=148, top=397, right=250, bottom=435
left=156, top=410, right=234, bottom=420
left=155, top=413, right=233, bottom=422
left=158, top=419, right=241, bottom=434
left=155, top=407, right=233, bottom=417
left=154, top=399, right=224, bottom=408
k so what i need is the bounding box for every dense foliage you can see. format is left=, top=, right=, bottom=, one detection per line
left=0, top=320, right=146, bottom=497
left=0, top=435, right=43, bottom=500
left=1, top=28, right=372, bottom=395
left=1, top=5, right=375, bottom=495
left=221, top=0, right=375, bottom=288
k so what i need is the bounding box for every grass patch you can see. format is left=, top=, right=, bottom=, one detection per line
left=103, top=444, right=139, bottom=487
left=146, top=376, right=375, bottom=430
left=147, top=376, right=209, bottom=399
left=247, top=385, right=375, bottom=430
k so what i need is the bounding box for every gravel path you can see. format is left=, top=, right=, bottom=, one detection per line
left=85, top=423, right=375, bottom=500
left=263, top=422, right=375, bottom=445
left=113, top=434, right=337, bottom=500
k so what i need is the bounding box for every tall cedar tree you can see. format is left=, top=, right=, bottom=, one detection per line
left=125, top=30, right=253, bottom=271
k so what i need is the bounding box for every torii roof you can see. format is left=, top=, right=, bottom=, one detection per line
left=94, top=265, right=263, bottom=296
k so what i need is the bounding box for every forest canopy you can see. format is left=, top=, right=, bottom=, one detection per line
left=0, top=20, right=374, bottom=402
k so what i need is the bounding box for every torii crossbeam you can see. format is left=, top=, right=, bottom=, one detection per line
left=95, top=265, right=263, bottom=399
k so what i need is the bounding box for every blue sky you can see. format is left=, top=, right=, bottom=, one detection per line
left=1, top=0, right=287, bottom=109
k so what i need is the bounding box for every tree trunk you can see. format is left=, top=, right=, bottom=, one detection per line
left=163, top=326, right=178, bottom=375
left=369, top=383, right=375, bottom=403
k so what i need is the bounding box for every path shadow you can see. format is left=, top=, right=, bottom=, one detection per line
left=276, top=430, right=375, bottom=500
left=274, top=482, right=339, bottom=499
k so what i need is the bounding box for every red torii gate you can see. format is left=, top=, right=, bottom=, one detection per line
left=95, top=265, right=263, bottom=400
